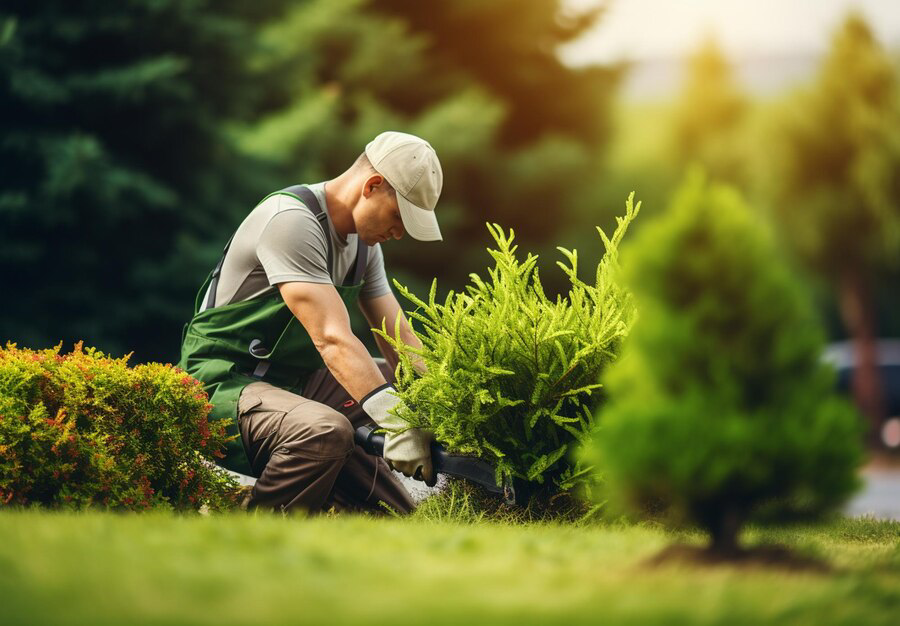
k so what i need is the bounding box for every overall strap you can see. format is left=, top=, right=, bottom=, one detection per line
left=203, top=234, right=235, bottom=311
left=283, top=184, right=334, bottom=278
left=348, top=236, right=369, bottom=286
left=286, top=184, right=368, bottom=287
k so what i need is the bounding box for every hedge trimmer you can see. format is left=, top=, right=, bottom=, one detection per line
left=353, top=425, right=532, bottom=506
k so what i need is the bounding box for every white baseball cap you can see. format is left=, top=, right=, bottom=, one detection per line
left=365, top=131, right=443, bottom=241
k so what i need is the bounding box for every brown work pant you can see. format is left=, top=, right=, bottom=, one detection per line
left=237, top=359, right=415, bottom=516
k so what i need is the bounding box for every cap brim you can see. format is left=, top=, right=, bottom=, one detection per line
left=397, top=193, right=442, bottom=241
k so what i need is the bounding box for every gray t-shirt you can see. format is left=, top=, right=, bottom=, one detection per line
left=200, top=182, right=391, bottom=311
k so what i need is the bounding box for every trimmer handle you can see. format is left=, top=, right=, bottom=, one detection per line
left=353, top=424, right=448, bottom=462
left=353, top=424, right=383, bottom=455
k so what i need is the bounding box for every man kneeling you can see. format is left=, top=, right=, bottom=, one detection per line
left=179, top=132, right=443, bottom=514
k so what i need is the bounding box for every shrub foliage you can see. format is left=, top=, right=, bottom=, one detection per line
left=0, top=342, right=238, bottom=511
left=377, top=195, right=640, bottom=494
left=587, top=175, right=862, bottom=554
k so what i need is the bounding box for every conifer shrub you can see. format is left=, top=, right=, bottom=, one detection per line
left=0, top=342, right=239, bottom=511
left=586, top=175, right=862, bottom=555
left=377, top=195, right=640, bottom=497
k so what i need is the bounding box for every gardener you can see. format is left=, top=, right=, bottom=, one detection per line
left=178, top=131, right=442, bottom=515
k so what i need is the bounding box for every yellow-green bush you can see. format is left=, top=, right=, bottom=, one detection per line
left=378, top=195, right=639, bottom=496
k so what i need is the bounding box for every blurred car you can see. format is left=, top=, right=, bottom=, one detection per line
left=823, top=339, right=900, bottom=447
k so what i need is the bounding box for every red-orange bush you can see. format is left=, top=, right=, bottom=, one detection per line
left=0, top=342, right=239, bottom=511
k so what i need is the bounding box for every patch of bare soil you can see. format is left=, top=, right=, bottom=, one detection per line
left=644, top=543, right=831, bottom=573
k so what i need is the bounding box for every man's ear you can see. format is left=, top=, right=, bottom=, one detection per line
left=362, top=174, right=385, bottom=198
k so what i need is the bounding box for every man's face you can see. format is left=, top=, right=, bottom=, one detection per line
left=355, top=176, right=405, bottom=245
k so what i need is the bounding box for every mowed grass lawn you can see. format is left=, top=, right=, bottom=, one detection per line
left=0, top=510, right=896, bottom=625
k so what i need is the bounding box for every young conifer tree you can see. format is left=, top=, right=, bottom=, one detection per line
left=588, top=174, right=862, bottom=555
left=376, top=196, right=640, bottom=496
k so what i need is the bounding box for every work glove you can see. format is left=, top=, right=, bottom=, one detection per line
left=361, top=385, right=436, bottom=486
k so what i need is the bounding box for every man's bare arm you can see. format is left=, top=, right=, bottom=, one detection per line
left=278, top=281, right=386, bottom=401
left=359, top=292, right=426, bottom=374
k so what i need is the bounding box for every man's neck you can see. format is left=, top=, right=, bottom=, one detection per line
left=323, top=173, right=359, bottom=239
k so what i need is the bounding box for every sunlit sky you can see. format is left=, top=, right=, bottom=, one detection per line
left=561, top=0, right=900, bottom=64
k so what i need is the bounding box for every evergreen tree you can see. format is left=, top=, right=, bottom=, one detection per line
left=671, top=37, right=748, bottom=186
left=768, top=13, right=900, bottom=441
left=0, top=0, right=278, bottom=362
left=589, top=174, right=861, bottom=556
left=371, top=0, right=617, bottom=147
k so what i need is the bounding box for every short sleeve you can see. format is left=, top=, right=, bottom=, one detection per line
left=359, top=243, right=392, bottom=300
left=256, top=207, right=333, bottom=286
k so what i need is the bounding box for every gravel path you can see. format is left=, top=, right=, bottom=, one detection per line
left=845, top=468, right=900, bottom=521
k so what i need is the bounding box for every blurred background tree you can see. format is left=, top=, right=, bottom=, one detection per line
left=670, top=37, right=749, bottom=187
left=0, top=0, right=281, bottom=361
left=766, top=13, right=900, bottom=442
left=371, top=0, right=615, bottom=147
left=0, top=0, right=621, bottom=363
left=590, top=9, right=899, bottom=443
left=589, top=174, right=862, bottom=555
left=238, top=0, right=622, bottom=295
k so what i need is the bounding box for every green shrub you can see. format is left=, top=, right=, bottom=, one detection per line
left=586, top=174, right=863, bottom=554
left=0, top=342, right=239, bottom=511
left=377, top=195, right=640, bottom=496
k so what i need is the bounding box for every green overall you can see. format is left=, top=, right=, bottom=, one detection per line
left=178, top=186, right=368, bottom=476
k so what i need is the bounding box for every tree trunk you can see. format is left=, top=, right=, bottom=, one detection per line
left=838, top=269, right=886, bottom=447
left=707, top=507, right=742, bottom=557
